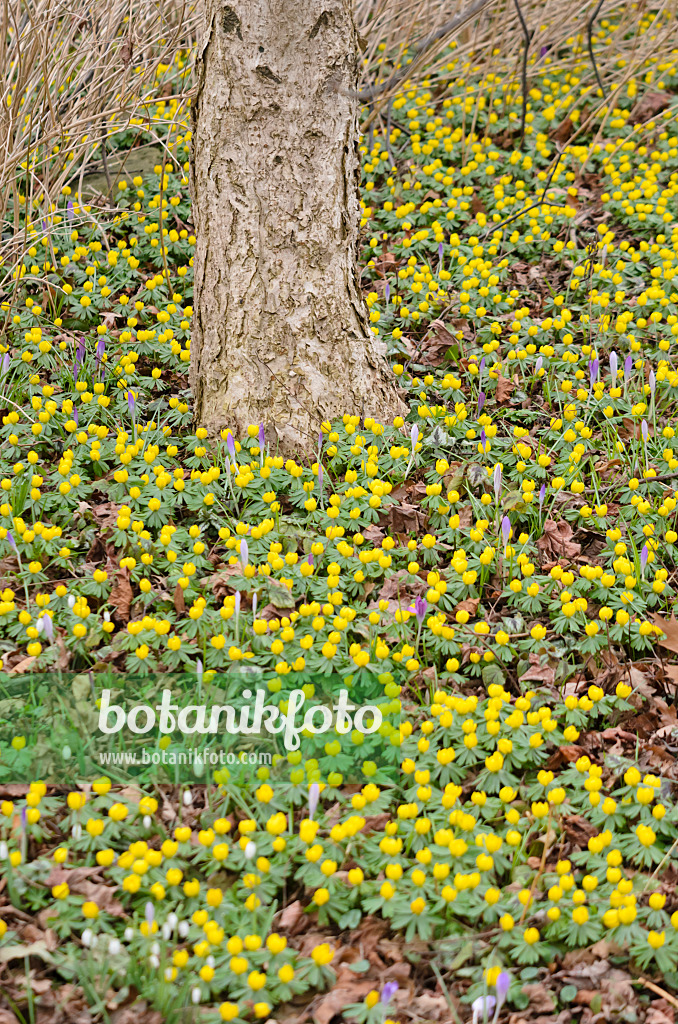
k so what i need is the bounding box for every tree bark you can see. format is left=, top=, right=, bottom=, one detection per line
left=189, top=0, right=402, bottom=451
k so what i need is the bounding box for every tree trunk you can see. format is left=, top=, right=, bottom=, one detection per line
left=189, top=0, right=402, bottom=450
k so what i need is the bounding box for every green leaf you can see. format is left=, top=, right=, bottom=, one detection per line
left=560, top=985, right=578, bottom=1004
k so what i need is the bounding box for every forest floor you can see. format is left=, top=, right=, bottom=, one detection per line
left=1, top=11, right=678, bottom=1024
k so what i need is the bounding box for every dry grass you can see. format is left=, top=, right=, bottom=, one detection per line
left=1, top=0, right=677, bottom=275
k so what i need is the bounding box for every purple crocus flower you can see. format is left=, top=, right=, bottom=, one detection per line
left=240, top=538, right=249, bottom=568
left=624, top=354, right=633, bottom=381
left=477, top=390, right=486, bottom=416
left=6, top=531, right=16, bottom=552
left=589, top=358, right=599, bottom=385
left=127, top=391, right=135, bottom=416
left=414, top=595, right=427, bottom=624
left=501, top=515, right=511, bottom=547
left=226, top=432, right=236, bottom=461
left=67, top=201, right=74, bottom=222
left=438, top=242, right=444, bottom=261
left=479, top=357, right=486, bottom=374
left=39, top=613, right=53, bottom=642
left=258, top=423, right=265, bottom=448
left=539, top=483, right=546, bottom=508
left=234, top=592, right=241, bottom=616
left=493, top=464, right=502, bottom=503
left=381, top=982, right=399, bottom=1005
left=609, top=351, right=618, bottom=381
left=540, top=44, right=549, bottom=57
left=196, top=659, right=203, bottom=685
left=318, top=465, right=323, bottom=491
left=641, top=544, right=648, bottom=574
left=318, top=432, right=323, bottom=459
left=480, top=428, right=487, bottom=451
left=411, top=423, right=420, bottom=447
left=20, top=805, right=27, bottom=832
left=535, top=356, right=542, bottom=374
left=252, top=592, right=257, bottom=619
left=308, top=782, right=320, bottom=820
left=472, top=996, right=496, bottom=1024
left=641, top=419, right=649, bottom=443
left=307, top=553, right=314, bottom=567
left=145, top=902, right=155, bottom=927
left=384, top=280, right=390, bottom=303
left=95, top=336, right=105, bottom=371
left=73, top=408, right=78, bottom=426
left=496, top=972, right=511, bottom=1007
left=0, top=352, right=9, bottom=377
left=649, top=369, right=656, bottom=397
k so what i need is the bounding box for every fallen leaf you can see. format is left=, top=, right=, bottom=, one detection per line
left=173, top=582, right=186, bottom=615
left=496, top=373, right=515, bottom=403
left=652, top=613, right=678, bottom=655
left=278, top=900, right=305, bottom=933
left=0, top=941, right=54, bottom=964
left=109, top=568, right=133, bottom=624
left=454, top=597, right=480, bottom=616
left=631, top=91, right=670, bottom=122
left=6, top=655, right=36, bottom=676
left=537, top=519, right=581, bottom=564
left=314, top=972, right=374, bottom=1024
left=521, top=984, right=556, bottom=1014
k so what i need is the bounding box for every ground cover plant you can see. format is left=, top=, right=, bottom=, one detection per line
left=2, top=4, right=678, bottom=1023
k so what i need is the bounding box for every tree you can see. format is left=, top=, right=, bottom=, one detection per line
left=189, top=0, right=402, bottom=451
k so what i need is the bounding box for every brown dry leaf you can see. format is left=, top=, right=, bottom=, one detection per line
left=454, top=597, right=480, bottom=616
left=378, top=568, right=427, bottom=603
left=409, top=993, right=450, bottom=1021
left=652, top=613, right=678, bottom=655
left=6, top=655, right=36, bottom=676
left=111, top=1004, right=163, bottom=1024
left=519, top=659, right=556, bottom=686
left=420, top=319, right=457, bottom=365
left=173, top=582, right=186, bottom=615
left=631, top=91, right=670, bottom=122
left=646, top=1001, right=675, bottom=1024
left=496, top=373, right=515, bottom=404
left=278, top=900, right=305, bottom=933
left=0, top=1011, right=20, bottom=1024
left=521, top=985, right=556, bottom=1014
left=109, top=568, right=133, bottom=624
left=563, top=814, right=597, bottom=845
left=204, top=563, right=243, bottom=600
left=536, top=519, right=581, bottom=563
left=314, top=970, right=374, bottom=1024
left=384, top=500, right=425, bottom=534
left=551, top=115, right=575, bottom=143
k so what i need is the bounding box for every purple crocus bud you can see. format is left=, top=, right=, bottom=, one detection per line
left=411, top=423, right=419, bottom=447
left=234, top=592, right=241, bottom=616
left=641, top=419, right=649, bottom=443
left=477, top=390, right=486, bottom=416
left=414, top=595, right=427, bottom=624
left=493, top=464, right=502, bottom=503
left=496, top=972, right=511, bottom=1003
left=480, top=428, right=486, bottom=450
left=381, top=982, right=399, bottom=1005
left=240, top=538, right=249, bottom=568
left=20, top=805, right=27, bottom=832
left=196, top=659, right=203, bottom=684
left=127, top=391, right=135, bottom=416
left=73, top=408, right=78, bottom=426
left=6, top=531, right=16, bottom=552
left=67, top=200, right=74, bottom=222
left=624, top=354, right=633, bottom=381
left=472, top=996, right=496, bottom=1024
left=501, top=515, right=511, bottom=547
left=649, top=369, right=656, bottom=397
left=539, top=483, right=546, bottom=508
left=535, top=356, right=542, bottom=373
left=318, top=432, right=323, bottom=458
left=39, top=613, right=53, bottom=642
left=145, top=902, right=155, bottom=927
left=0, top=352, right=9, bottom=376
left=226, top=432, right=236, bottom=461
left=589, top=358, right=599, bottom=385
left=307, top=553, right=314, bottom=566
left=252, top=592, right=257, bottom=620
left=609, top=351, right=618, bottom=381
left=540, top=44, right=549, bottom=57
left=318, top=465, right=323, bottom=491
left=641, top=544, right=648, bottom=574
left=308, top=782, right=320, bottom=820
left=95, top=336, right=105, bottom=369
left=258, top=423, right=265, bottom=447
left=479, top=357, right=486, bottom=374
left=384, top=280, right=390, bottom=303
